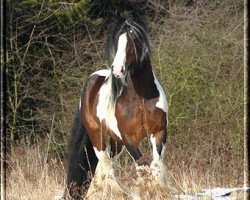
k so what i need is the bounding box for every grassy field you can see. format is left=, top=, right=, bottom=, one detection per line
left=6, top=0, right=245, bottom=199
left=6, top=135, right=245, bottom=199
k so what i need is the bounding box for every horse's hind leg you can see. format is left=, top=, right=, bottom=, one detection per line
left=150, top=129, right=168, bottom=185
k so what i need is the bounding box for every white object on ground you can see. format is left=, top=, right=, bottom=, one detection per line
left=54, top=195, right=63, bottom=200
left=175, top=187, right=250, bottom=199
left=55, top=186, right=250, bottom=199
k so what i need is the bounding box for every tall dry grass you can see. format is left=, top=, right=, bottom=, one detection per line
left=6, top=144, right=65, bottom=200
left=6, top=139, right=245, bottom=200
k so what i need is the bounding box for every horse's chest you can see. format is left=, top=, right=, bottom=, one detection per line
left=95, top=79, right=167, bottom=140
left=116, top=95, right=162, bottom=132
left=116, top=97, right=155, bottom=119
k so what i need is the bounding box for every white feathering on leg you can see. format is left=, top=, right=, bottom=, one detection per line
left=150, top=135, right=168, bottom=185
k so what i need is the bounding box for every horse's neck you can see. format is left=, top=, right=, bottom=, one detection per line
left=130, top=58, right=159, bottom=99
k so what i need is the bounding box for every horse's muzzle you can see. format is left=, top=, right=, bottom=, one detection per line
left=111, top=65, right=126, bottom=78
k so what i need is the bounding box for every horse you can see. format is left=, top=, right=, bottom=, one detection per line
left=65, top=13, right=168, bottom=199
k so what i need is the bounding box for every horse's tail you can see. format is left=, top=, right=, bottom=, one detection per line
left=66, top=107, right=98, bottom=198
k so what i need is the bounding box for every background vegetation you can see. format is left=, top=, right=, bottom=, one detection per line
left=6, top=0, right=244, bottom=199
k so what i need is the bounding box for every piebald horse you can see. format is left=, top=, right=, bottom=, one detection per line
left=66, top=14, right=168, bottom=199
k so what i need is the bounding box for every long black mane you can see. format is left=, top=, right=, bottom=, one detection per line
left=105, top=13, right=152, bottom=104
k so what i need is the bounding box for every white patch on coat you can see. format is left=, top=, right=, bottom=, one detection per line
left=80, top=69, right=110, bottom=110
left=150, top=135, right=161, bottom=161
left=153, top=73, right=169, bottom=126
left=96, top=77, right=122, bottom=140
left=112, top=33, right=128, bottom=78
left=91, top=69, right=111, bottom=77
left=153, top=74, right=168, bottom=113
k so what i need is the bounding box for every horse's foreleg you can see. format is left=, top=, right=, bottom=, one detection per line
left=110, top=139, right=125, bottom=159
left=86, top=135, right=130, bottom=199
left=150, top=129, right=168, bottom=185
left=123, top=140, right=152, bottom=166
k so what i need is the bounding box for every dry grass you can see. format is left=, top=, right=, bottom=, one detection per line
left=6, top=136, right=244, bottom=200
left=6, top=145, right=65, bottom=200
left=5, top=144, right=175, bottom=200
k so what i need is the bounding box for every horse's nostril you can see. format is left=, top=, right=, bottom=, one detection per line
left=111, top=66, right=114, bottom=71
left=120, top=66, right=125, bottom=73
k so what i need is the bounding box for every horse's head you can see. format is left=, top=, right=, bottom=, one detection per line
left=107, top=17, right=150, bottom=79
